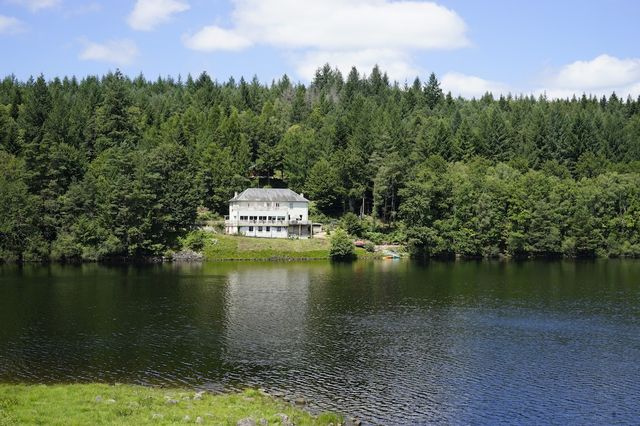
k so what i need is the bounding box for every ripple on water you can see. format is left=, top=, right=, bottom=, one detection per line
left=1, top=261, right=640, bottom=424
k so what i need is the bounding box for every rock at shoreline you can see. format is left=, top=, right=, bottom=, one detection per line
left=172, top=250, right=204, bottom=262
left=237, top=418, right=257, bottom=426
left=275, top=413, right=294, bottom=425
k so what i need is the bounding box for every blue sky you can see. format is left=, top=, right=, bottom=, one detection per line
left=1, top=0, right=640, bottom=97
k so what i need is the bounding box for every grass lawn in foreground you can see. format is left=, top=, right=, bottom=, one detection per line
left=202, top=234, right=332, bottom=260
left=0, top=384, right=341, bottom=425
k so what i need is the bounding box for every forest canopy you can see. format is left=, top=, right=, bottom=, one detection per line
left=1, top=65, right=640, bottom=261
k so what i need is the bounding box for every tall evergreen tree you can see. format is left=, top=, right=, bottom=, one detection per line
left=94, top=71, right=139, bottom=153
left=424, top=73, right=443, bottom=110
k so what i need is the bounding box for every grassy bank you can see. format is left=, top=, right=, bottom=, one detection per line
left=192, top=234, right=331, bottom=260
left=177, top=231, right=379, bottom=261
left=200, top=234, right=332, bottom=260
left=0, top=384, right=341, bottom=425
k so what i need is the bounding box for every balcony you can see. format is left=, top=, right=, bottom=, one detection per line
left=229, top=205, right=291, bottom=211
left=225, top=218, right=310, bottom=226
left=288, top=219, right=310, bottom=225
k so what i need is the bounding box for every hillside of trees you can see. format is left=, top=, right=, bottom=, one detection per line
left=1, top=64, right=640, bottom=261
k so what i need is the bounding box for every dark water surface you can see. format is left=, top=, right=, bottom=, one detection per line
left=1, top=260, right=640, bottom=424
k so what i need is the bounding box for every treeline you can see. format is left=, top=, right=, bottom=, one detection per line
left=1, top=65, right=639, bottom=261
left=400, top=157, right=640, bottom=258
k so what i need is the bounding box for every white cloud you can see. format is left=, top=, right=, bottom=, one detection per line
left=184, top=0, right=469, bottom=81
left=441, top=55, right=640, bottom=100
left=183, top=26, right=251, bottom=51
left=295, top=49, right=419, bottom=82
left=9, top=0, right=60, bottom=12
left=441, top=72, right=510, bottom=98
left=537, top=54, right=640, bottom=98
left=548, top=54, right=640, bottom=90
left=0, top=15, right=24, bottom=34
left=128, top=0, right=189, bottom=31
left=79, top=39, right=139, bottom=66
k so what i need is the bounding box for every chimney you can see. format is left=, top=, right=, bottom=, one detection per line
left=300, top=193, right=304, bottom=198
left=234, top=191, right=238, bottom=197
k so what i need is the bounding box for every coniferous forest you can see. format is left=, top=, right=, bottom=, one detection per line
left=1, top=64, right=640, bottom=261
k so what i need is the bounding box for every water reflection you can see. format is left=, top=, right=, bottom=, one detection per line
left=1, top=260, right=640, bottom=424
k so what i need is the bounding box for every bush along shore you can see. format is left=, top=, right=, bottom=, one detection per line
left=0, top=384, right=344, bottom=425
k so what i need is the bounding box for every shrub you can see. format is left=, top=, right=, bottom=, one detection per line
left=51, top=233, right=82, bottom=261
left=197, top=207, right=218, bottom=221
left=388, top=224, right=408, bottom=244
left=364, top=241, right=376, bottom=253
left=340, top=212, right=364, bottom=237
left=179, top=230, right=213, bottom=252
left=364, top=231, right=385, bottom=245
left=330, top=228, right=356, bottom=260
left=22, top=235, right=50, bottom=262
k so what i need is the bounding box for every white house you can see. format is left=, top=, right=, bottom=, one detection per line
left=224, top=188, right=312, bottom=238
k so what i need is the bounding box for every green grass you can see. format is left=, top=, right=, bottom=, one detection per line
left=202, top=234, right=332, bottom=260
left=0, top=384, right=342, bottom=425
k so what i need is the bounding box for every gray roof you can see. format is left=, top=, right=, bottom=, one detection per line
left=230, top=188, right=309, bottom=202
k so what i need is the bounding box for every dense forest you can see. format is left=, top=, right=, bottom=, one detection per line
left=1, top=64, right=640, bottom=261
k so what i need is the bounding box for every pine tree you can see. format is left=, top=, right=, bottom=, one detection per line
left=20, top=75, right=52, bottom=193
left=305, top=158, right=343, bottom=214
left=94, top=71, right=138, bottom=153
left=423, top=73, right=443, bottom=110
left=480, top=107, right=511, bottom=162
left=454, top=118, right=477, bottom=161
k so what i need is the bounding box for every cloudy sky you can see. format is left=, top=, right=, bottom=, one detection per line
left=1, top=0, right=639, bottom=98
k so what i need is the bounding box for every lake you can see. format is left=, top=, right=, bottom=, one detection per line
left=1, top=260, right=640, bottom=424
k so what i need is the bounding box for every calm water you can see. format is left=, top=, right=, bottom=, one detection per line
left=1, top=260, right=640, bottom=424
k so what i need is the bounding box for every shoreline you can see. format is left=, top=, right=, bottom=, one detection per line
left=0, top=383, right=344, bottom=425
left=3, top=256, right=640, bottom=266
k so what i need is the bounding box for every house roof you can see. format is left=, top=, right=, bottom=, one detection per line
left=230, top=188, right=309, bottom=202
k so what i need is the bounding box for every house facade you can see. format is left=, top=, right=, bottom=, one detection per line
left=224, top=188, right=311, bottom=238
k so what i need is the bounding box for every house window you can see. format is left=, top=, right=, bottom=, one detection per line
left=266, top=226, right=270, bottom=232
left=275, top=202, right=280, bottom=208
left=289, top=202, right=293, bottom=208
left=249, top=226, right=253, bottom=231
left=276, top=227, right=281, bottom=232
left=258, top=226, right=263, bottom=232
